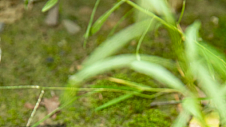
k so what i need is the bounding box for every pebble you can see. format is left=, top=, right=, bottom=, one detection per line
left=62, top=19, right=81, bottom=34
left=45, top=4, right=59, bottom=26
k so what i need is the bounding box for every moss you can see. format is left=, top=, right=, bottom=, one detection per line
left=124, top=109, right=171, bottom=127
left=2, top=0, right=226, bottom=126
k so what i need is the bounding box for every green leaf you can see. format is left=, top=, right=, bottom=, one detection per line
left=184, top=21, right=201, bottom=61
left=83, top=0, right=101, bottom=48
left=198, top=42, right=226, bottom=79
left=108, top=77, right=177, bottom=93
left=63, top=54, right=174, bottom=110
left=172, top=110, right=190, bottom=127
left=191, top=64, right=226, bottom=123
left=130, top=61, right=189, bottom=95
left=185, top=21, right=226, bottom=123
left=95, top=93, right=134, bottom=111
left=136, top=18, right=154, bottom=60
left=182, top=97, right=206, bottom=126
left=146, top=0, right=175, bottom=24
left=83, top=19, right=157, bottom=66
left=107, top=9, right=134, bottom=37
left=42, top=0, right=58, bottom=12
left=177, top=0, right=186, bottom=24
left=91, top=0, right=125, bottom=35
left=108, top=77, right=152, bottom=91
left=69, top=54, right=174, bottom=85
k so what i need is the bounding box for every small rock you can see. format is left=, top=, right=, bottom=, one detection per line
left=62, top=19, right=81, bottom=35
left=45, top=4, right=59, bottom=26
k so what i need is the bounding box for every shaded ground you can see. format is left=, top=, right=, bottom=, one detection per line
left=0, top=0, right=226, bottom=126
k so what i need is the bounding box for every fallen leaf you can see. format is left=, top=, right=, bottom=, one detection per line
left=41, top=96, right=60, bottom=119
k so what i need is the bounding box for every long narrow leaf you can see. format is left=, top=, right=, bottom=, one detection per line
left=136, top=18, right=154, bottom=61
left=63, top=54, right=174, bottom=107
left=91, top=0, right=125, bottom=35
left=83, top=19, right=157, bottom=66
left=108, top=77, right=178, bottom=93
left=108, top=9, right=134, bottom=37
left=172, top=110, right=190, bottom=127
left=185, top=21, right=226, bottom=123
left=185, top=21, right=201, bottom=61
left=42, top=0, right=58, bottom=12
left=198, top=42, right=226, bottom=79
left=83, top=0, right=101, bottom=48
left=130, top=61, right=189, bottom=95
left=146, top=0, right=175, bottom=24
left=95, top=93, right=134, bottom=111
left=69, top=54, right=174, bottom=85
left=182, top=97, right=206, bottom=126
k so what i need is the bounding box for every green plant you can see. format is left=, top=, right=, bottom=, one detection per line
left=5, top=0, right=226, bottom=126
left=62, top=0, right=226, bottom=126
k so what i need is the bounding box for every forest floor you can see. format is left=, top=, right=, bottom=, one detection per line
left=0, top=0, right=226, bottom=126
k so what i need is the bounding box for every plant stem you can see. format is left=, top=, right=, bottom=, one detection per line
left=83, top=0, right=101, bottom=48
left=26, top=90, right=45, bottom=127
left=125, top=0, right=176, bottom=30
left=177, top=0, right=186, bottom=24
left=136, top=18, right=154, bottom=61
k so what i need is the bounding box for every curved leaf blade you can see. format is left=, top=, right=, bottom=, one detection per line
left=130, top=61, right=188, bottom=94
left=83, top=19, right=157, bottom=66
left=91, top=0, right=125, bottom=35
left=69, top=54, right=173, bottom=85
left=95, top=93, right=134, bottom=111
left=42, top=0, right=58, bottom=12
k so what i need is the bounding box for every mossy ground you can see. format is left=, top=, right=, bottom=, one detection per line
left=0, top=0, right=226, bottom=126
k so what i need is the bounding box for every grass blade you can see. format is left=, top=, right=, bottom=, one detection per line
left=108, top=77, right=178, bottom=93
left=83, top=19, right=157, bottom=66
left=42, top=0, right=58, bottom=12
left=185, top=21, right=226, bottom=124
left=63, top=54, right=174, bottom=109
left=146, top=0, right=175, bottom=24
left=130, top=61, right=189, bottom=95
left=95, top=93, right=134, bottom=111
left=69, top=54, right=173, bottom=85
left=185, top=21, right=201, bottom=61
left=126, top=0, right=176, bottom=30
left=198, top=42, right=226, bottom=79
left=136, top=18, right=154, bottom=61
left=107, top=9, right=134, bottom=37
left=177, top=0, right=186, bottom=24
left=91, top=0, right=125, bottom=35
left=172, top=110, right=190, bottom=127
left=182, top=97, right=206, bottom=126
left=83, top=0, right=101, bottom=48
